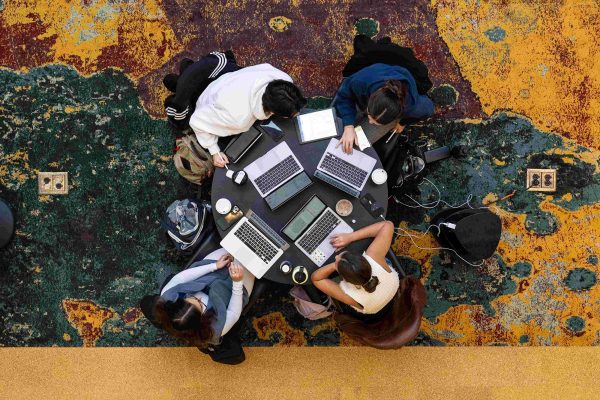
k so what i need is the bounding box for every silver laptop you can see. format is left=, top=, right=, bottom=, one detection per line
left=245, top=142, right=303, bottom=197
left=295, top=207, right=353, bottom=266
left=316, top=138, right=376, bottom=192
left=220, top=217, right=284, bottom=279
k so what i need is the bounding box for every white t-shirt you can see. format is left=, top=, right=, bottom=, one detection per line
left=339, top=253, right=400, bottom=314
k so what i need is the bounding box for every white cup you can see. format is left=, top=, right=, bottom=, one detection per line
left=371, top=168, right=388, bottom=185
left=215, top=198, right=232, bottom=215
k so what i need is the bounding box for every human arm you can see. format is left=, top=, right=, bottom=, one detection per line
left=330, top=221, right=394, bottom=271
left=220, top=262, right=245, bottom=336
left=403, top=93, right=434, bottom=121
left=311, top=263, right=362, bottom=308
left=160, top=254, right=233, bottom=295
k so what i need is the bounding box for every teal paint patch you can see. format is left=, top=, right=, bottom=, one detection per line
left=484, top=26, right=507, bottom=42
left=563, top=268, right=597, bottom=291
left=354, top=18, right=379, bottom=38
left=519, top=334, right=529, bottom=343
left=588, top=255, right=598, bottom=266
left=0, top=65, right=188, bottom=346
left=513, top=262, right=532, bottom=278
left=566, top=316, right=585, bottom=333
left=524, top=210, right=559, bottom=235
left=0, top=0, right=4, bottom=12
left=430, top=84, right=459, bottom=106
left=422, top=255, right=517, bottom=320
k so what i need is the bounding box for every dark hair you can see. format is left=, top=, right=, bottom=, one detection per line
left=153, top=298, right=215, bottom=346
left=367, top=80, right=407, bottom=125
left=262, top=80, right=307, bottom=117
left=337, top=252, right=379, bottom=293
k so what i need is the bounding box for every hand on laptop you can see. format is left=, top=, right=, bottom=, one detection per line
left=213, top=152, right=229, bottom=168
left=216, top=254, right=233, bottom=269
left=330, top=232, right=353, bottom=250
left=337, top=126, right=359, bottom=154
left=228, top=262, right=244, bottom=282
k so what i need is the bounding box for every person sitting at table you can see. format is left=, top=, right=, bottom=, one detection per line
left=311, top=221, right=399, bottom=319
left=189, top=63, right=307, bottom=168
left=332, top=62, right=434, bottom=154
left=140, top=249, right=254, bottom=360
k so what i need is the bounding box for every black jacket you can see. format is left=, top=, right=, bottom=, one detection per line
left=164, top=51, right=241, bottom=131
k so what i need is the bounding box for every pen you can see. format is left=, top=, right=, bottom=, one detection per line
left=218, top=152, right=229, bottom=170
left=385, top=129, right=397, bottom=144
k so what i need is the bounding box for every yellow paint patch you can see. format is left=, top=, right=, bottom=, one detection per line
left=63, top=333, right=71, bottom=342
left=252, top=312, right=307, bottom=346
left=269, top=16, right=292, bottom=32
left=433, top=0, right=600, bottom=149
left=62, top=299, right=114, bottom=347
left=1, top=0, right=182, bottom=78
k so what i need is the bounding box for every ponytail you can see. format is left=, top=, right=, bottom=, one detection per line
left=362, top=276, right=380, bottom=293
left=367, top=80, right=407, bottom=125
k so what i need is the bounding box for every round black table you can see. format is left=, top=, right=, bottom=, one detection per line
left=211, top=117, right=388, bottom=284
left=0, top=199, right=15, bottom=249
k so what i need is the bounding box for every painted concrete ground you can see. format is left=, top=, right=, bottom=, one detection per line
left=0, top=1, right=598, bottom=346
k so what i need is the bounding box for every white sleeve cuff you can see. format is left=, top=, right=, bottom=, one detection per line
left=208, top=143, right=221, bottom=155
left=232, top=280, right=244, bottom=294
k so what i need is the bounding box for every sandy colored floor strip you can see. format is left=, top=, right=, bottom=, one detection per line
left=1, top=347, right=600, bottom=399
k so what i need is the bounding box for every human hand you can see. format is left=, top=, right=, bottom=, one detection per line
left=228, top=262, right=244, bottom=282
left=330, top=233, right=353, bottom=250
left=392, top=123, right=405, bottom=134
left=216, top=254, right=233, bottom=269
left=337, top=126, right=358, bottom=154
left=212, top=152, right=229, bottom=168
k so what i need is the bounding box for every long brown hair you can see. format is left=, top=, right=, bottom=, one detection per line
left=153, top=298, right=215, bottom=346
left=367, top=80, right=408, bottom=125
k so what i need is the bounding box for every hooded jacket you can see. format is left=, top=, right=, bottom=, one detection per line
left=189, top=64, right=293, bottom=155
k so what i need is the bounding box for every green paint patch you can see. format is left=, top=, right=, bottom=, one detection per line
left=306, top=96, right=333, bottom=110
left=429, top=84, right=459, bottom=106
left=423, top=255, right=517, bottom=320
left=524, top=210, right=559, bottom=235
left=484, top=26, right=507, bottom=42
left=0, top=65, right=186, bottom=346
left=354, top=18, right=379, bottom=38
left=512, top=262, right=532, bottom=278
left=588, top=255, right=599, bottom=266
left=566, top=316, right=585, bottom=333
left=563, top=269, right=597, bottom=291
left=519, top=335, right=529, bottom=344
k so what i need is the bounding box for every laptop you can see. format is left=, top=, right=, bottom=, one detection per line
left=245, top=142, right=303, bottom=198
left=220, top=215, right=284, bottom=279
left=314, top=138, right=376, bottom=197
left=295, top=206, right=353, bottom=267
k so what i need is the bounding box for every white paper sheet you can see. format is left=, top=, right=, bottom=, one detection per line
left=297, top=109, right=338, bottom=143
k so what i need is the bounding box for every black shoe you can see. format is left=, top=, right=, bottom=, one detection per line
left=162, top=74, right=179, bottom=92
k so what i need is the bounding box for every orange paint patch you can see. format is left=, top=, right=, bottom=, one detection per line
left=252, top=312, right=307, bottom=346
left=62, top=299, right=114, bottom=347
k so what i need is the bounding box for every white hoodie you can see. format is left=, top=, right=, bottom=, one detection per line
left=189, top=63, right=293, bottom=155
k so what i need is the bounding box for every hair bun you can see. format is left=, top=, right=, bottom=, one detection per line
left=362, top=276, right=380, bottom=293
left=383, top=80, right=406, bottom=100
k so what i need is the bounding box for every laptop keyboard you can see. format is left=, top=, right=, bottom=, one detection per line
left=297, top=209, right=340, bottom=255
left=320, top=153, right=368, bottom=188
left=254, top=155, right=301, bottom=194
left=234, top=221, right=279, bottom=263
